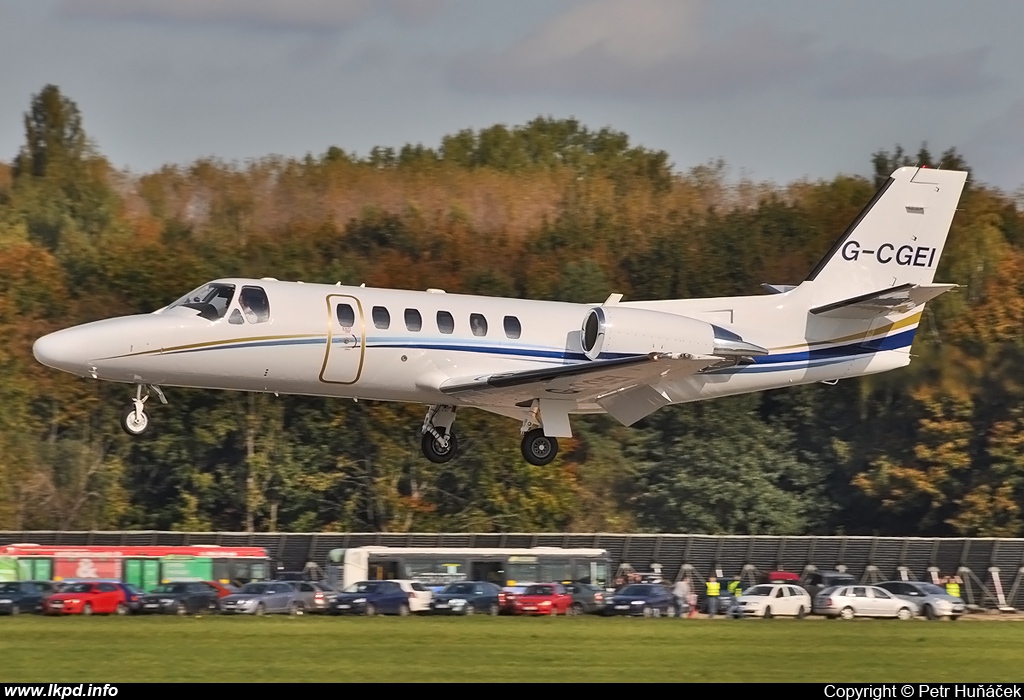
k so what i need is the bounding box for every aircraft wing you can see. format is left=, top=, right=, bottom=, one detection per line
left=438, top=353, right=719, bottom=414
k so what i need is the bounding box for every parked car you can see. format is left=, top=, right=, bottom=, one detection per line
left=329, top=580, right=422, bottom=616
left=140, top=582, right=222, bottom=615
left=603, top=583, right=677, bottom=617
left=735, top=583, right=812, bottom=619
left=218, top=581, right=303, bottom=615
left=0, top=581, right=57, bottom=615
left=395, top=580, right=433, bottom=613
left=803, top=570, right=857, bottom=600
left=761, top=571, right=801, bottom=585
left=117, top=583, right=145, bottom=614
left=429, top=581, right=503, bottom=615
left=202, top=580, right=237, bottom=599
left=812, top=584, right=918, bottom=620
left=876, top=580, right=965, bottom=620
left=291, top=581, right=337, bottom=614
left=564, top=582, right=605, bottom=614
left=511, top=583, right=573, bottom=616
left=499, top=584, right=531, bottom=615
left=43, top=582, right=130, bottom=616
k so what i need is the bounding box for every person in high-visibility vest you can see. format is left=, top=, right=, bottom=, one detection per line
left=706, top=576, right=721, bottom=618
left=726, top=579, right=742, bottom=618
left=945, top=575, right=962, bottom=599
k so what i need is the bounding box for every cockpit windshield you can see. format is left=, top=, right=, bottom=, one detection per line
left=168, top=283, right=236, bottom=321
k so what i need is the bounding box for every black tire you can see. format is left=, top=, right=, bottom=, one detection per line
left=463, top=604, right=474, bottom=616
left=121, top=407, right=150, bottom=436
left=289, top=601, right=304, bottom=616
left=398, top=603, right=410, bottom=617
left=796, top=606, right=806, bottom=620
left=421, top=431, right=457, bottom=463
left=10, top=604, right=19, bottom=616
left=897, top=607, right=913, bottom=620
left=521, top=429, right=558, bottom=466
left=489, top=603, right=499, bottom=616
left=175, top=601, right=186, bottom=616
left=82, top=603, right=93, bottom=617
left=924, top=604, right=937, bottom=621
left=364, top=603, right=377, bottom=617
left=255, top=603, right=266, bottom=617
left=764, top=606, right=773, bottom=619
left=571, top=602, right=585, bottom=616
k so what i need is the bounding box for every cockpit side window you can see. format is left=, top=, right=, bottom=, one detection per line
left=169, top=283, right=236, bottom=321
left=239, top=286, right=271, bottom=323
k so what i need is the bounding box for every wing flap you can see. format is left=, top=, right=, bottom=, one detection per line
left=439, top=353, right=717, bottom=408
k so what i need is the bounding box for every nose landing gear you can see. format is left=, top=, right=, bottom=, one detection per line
left=120, top=384, right=167, bottom=436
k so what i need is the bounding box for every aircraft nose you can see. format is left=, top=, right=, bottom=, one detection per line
left=33, top=328, right=89, bottom=374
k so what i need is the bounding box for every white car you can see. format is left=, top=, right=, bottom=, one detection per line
left=736, top=583, right=812, bottom=619
left=393, top=580, right=433, bottom=613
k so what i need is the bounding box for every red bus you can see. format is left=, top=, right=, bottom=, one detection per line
left=0, top=544, right=271, bottom=592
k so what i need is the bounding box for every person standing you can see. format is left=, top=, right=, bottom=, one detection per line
left=672, top=577, right=691, bottom=618
left=945, top=574, right=962, bottom=599
left=705, top=575, right=721, bottom=619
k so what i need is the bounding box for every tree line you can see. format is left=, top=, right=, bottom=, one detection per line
left=1, top=84, right=1022, bottom=536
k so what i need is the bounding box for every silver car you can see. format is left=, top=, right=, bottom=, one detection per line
left=290, top=581, right=337, bottom=615
left=876, top=581, right=965, bottom=620
left=812, top=584, right=918, bottom=620
left=218, top=581, right=302, bottom=615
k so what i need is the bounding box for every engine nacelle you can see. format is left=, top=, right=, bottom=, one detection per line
left=580, top=306, right=768, bottom=361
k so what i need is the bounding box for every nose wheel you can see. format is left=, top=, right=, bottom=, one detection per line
left=120, top=384, right=166, bottom=436
left=521, top=429, right=558, bottom=466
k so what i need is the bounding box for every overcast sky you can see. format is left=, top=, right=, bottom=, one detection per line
left=3, top=0, right=1024, bottom=192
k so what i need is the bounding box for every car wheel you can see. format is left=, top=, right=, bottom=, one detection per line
left=642, top=606, right=653, bottom=618
left=897, top=607, right=913, bottom=620
left=950, top=615, right=960, bottom=621
left=255, top=603, right=266, bottom=617
left=10, top=604, right=20, bottom=617
left=289, top=601, right=304, bottom=616
left=175, top=601, right=186, bottom=616
left=797, top=606, right=806, bottom=620
left=489, top=603, right=499, bottom=616
left=764, top=606, right=773, bottom=619
left=365, top=603, right=376, bottom=617
left=924, top=604, right=937, bottom=621
left=840, top=606, right=855, bottom=620
left=665, top=605, right=676, bottom=618
left=398, top=603, right=410, bottom=617
left=115, top=603, right=129, bottom=616
left=82, top=603, right=93, bottom=617
left=464, top=604, right=474, bottom=616
left=571, top=602, right=585, bottom=616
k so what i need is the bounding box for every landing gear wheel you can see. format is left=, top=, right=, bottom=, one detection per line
left=121, top=407, right=149, bottom=436
left=521, top=429, right=558, bottom=466
left=421, top=431, right=457, bottom=463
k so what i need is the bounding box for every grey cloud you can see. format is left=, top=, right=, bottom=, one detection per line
left=450, top=24, right=818, bottom=100
left=960, top=101, right=1024, bottom=192
left=58, top=0, right=449, bottom=33
left=813, top=47, right=997, bottom=99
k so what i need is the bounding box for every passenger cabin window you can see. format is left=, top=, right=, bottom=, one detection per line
left=470, top=313, right=488, bottom=336
left=437, top=311, right=455, bottom=334
left=372, top=306, right=391, bottom=330
left=239, top=286, right=271, bottom=324
left=405, top=309, right=422, bottom=332
left=169, top=282, right=236, bottom=321
left=337, top=304, right=356, bottom=328
left=504, top=315, right=522, bottom=339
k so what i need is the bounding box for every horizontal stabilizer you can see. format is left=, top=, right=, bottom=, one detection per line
left=810, top=283, right=956, bottom=319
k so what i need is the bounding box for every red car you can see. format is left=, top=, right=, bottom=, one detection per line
left=44, top=582, right=130, bottom=616
left=512, top=583, right=573, bottom=616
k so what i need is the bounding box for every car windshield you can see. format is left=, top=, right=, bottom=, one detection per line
left=743, top=585, right=773, bottom=596
left=151, top=584, right=188, bottom=594
left=168, top=282, right=236, bottom=321
left=0, top=583, right=21, bottom=593
left=618, top=585, right=652, bottom=596
left=442, top=583, right=475, bottom=595
left=344, top=582, right=379, bottom=594
left=239, top=583, right=269, bottom=594
left=65, top=584, right=93, bottom=593
left=916, top=583, right=948, bottom=596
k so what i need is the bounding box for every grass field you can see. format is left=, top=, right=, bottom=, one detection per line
left=2, top=615, right=1021, bottom=683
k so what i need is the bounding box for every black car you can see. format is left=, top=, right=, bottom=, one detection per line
left=603, top=583, right=677, bottom=617
left=0, top=581, right=57, bottom=615
left=139, top=582, right=222, bottom=615
left=429, top=581, right=502, bottom=615
left=564, top=583, right=606, bottom=614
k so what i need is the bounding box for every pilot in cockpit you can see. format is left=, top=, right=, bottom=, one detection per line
left=239, top=287, right=270, bottom=323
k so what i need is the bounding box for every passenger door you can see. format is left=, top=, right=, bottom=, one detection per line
left=97, top=583, right=121, bottom=613
left=869, top=588, right=898, bottom=616
left=321, top=295, right=365, bottom=385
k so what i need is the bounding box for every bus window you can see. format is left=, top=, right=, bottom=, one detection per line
left=507, top=557, right=539, bottom=585
left=368, top=560, right=399, bottom=581
left=405, top=559, right=468, bottom=587
left=540, top=559, right=571, bottom=584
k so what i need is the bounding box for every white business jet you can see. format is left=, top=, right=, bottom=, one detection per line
left=33, top=166, right=966, bottom=465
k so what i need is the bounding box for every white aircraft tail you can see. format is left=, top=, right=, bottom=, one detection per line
left=801, top=166, right=967, bottom=305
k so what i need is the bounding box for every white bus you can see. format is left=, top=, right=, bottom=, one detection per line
left=327, top=546, right=612, bottom=591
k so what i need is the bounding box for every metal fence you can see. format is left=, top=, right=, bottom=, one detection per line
left=3, top=531, right=1022, bottom=609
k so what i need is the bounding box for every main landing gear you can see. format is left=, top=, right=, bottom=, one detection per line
left=519, top=409, right=558, bottom=466
left=120, top=384, right=166, bottom=436
left=421, top=405, right=458, bottom=463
